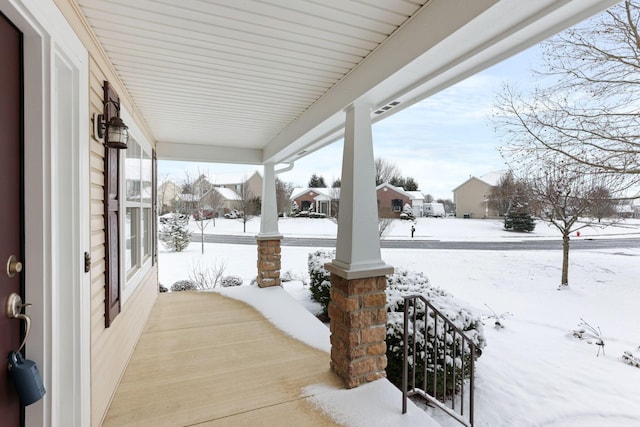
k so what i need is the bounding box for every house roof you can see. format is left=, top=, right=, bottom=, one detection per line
left=290, top=187, right=338, bottom=200
left=478, top=171, right=508, bottom=186
left=75, top=0, right=617, bottom=166
left=405, top=191, right=425, bottom=201
left=209, top=187, right=241, bottom=201
left=376, top=182, right=412, bottom=199
left=452, top=171, right=507, bottom=192
left=209, top=170, right=261, bottom=186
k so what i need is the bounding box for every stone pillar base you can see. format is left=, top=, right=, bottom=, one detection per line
left=256, top=237, right=281, bottom=288
left=328, top=273, right=387, bottom=388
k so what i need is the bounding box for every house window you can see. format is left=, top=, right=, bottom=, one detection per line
left=124, top=138, right=153, bottom=281
left=392, top=199, right=403, bottom=212
left=301, top=200, right=311, bottom=211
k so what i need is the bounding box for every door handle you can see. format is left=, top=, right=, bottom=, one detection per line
left=6, top=293, right=31, bottom=353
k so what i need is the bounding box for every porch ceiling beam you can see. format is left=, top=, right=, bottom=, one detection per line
left=156, top=141, right=262, bottom=164
left=262, top=0, right=619, bottom=164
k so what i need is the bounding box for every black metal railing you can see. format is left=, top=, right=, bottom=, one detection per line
left=402, top=295, right=478, bottom=427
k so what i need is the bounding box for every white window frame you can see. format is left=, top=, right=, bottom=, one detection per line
left=120, top=107, right=153, bottom=303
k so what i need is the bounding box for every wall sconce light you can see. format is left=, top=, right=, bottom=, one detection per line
left=94, top=81, right=129, bottom=149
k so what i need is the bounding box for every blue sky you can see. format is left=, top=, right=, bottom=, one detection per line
left=159, top=45, right=542, bottom=200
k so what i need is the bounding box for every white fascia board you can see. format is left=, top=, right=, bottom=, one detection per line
left=156, top=141, right=263, bottom=164
left=263, top=0, right=619, bottom=164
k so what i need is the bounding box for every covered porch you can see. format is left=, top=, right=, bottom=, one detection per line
left=1, top=1, right=621, bottom=426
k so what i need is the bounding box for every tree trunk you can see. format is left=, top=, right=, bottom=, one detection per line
left=561, top=233, right=570, bottom=287
left=201, top=229, right=204, bottom=254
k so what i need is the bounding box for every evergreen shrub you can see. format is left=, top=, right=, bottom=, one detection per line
left=159, top=213, right=193, bottom=251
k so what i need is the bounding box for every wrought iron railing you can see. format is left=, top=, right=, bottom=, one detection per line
left=402, top=295, right=478, bottom=427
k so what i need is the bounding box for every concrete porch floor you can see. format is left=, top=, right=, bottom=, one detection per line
left=102, top=291, right=343, bottom=426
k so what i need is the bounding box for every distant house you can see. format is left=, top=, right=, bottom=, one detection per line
left=201, top=187, right=242, bottom=216
left=170, top=171, right=263, bottom=216
left=616, top=201, right=640, bottom=219
left=290, top=187, right=340, bottom=216
left=158, top=180, right=182, bottom=214
left=452, top=171, right=506, bottom=218
left=376, top=183, right=423, bottom=218
left=210, top=171, right=263, bottom=200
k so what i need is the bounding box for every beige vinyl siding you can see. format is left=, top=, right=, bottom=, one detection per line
left=89, top=54, right=158, bottom=427
left=245, top=171, right=263, bottom=199
left=53, top=1, right=159, bottom=425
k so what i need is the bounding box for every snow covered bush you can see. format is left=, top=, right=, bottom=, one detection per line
left=221, top=275, right=243, bottom=287
left=306, top=250, right=486, bottom=397
left=385, top=268, right=486, bottom=398
left=307, top=249, right=334, bottom=316
left=571, top=318, right=605, bottom=356
left=170, top=280, right=197, bottom=292
left=622, top=349, right=640, bottom=368
left=159, top=214, right=192, bottom=252
left=400, top=203, right=415, bottom=220
left=159, top=283, right=168, bottom=293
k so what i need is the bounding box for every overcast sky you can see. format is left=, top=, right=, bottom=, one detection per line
left=159, top=45, right=542, bottom=200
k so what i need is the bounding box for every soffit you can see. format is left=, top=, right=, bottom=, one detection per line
left=76, top=0, right=428, bottom=151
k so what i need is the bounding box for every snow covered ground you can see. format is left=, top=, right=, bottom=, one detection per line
left=158, top=217, right=640, bottom=427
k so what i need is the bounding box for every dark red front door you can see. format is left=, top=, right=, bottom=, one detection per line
left=0, top=11, right=24, bottom=427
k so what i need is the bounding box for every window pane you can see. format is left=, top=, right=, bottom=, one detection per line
left=125, top=207, right=139, bottom=272
left=143, top=207, right=151, bottom=258
left=126, top=140, right=141, bottom=202
left=142, top=150, right=152, bottom=205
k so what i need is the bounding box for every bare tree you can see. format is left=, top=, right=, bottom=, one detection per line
left=275, top=177, right=294, bottom=216
left=424, top=194, right=434, bottom=203
left=522, top=159, right=623, bottom=288
left=589, top=186, right=618, bottom=222
left=495, top=1, right=640, bottom=193
left=487, top=171, right=532, bottom=217
left=374, top=157, right=402, bottom=186
left=201, top=186, right=224, bottom=226
left=237, top=176, right=259, bottom=232
left=182, top=170, right=212, bottom=254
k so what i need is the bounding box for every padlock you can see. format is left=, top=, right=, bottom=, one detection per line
left=7, top=351, right=46, bottom=406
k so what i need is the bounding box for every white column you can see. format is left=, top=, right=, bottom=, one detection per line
left=258, top=162, right=281, bottom=238
left=327, top=100, right=393, bottom=279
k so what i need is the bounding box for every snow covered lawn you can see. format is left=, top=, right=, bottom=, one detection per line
left=158, top=218, right=640, bottom=427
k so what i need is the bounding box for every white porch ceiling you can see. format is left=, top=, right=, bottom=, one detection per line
left=76, top=0, right=619, bottom=165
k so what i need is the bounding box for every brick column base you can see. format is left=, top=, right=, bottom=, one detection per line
left=256, top=238, right=281, bottom=288
left=328, top=274, right=387, bottom=388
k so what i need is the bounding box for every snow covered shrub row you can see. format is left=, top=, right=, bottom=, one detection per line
left=221, top=275, right=243, bottom=287
left=307, top=249, right=334, bottom=316
left=170, top=280, right=197, bottom=292
left=385, top=269, right=486, bottom=397
left=306, top=251, right=486, bottom=397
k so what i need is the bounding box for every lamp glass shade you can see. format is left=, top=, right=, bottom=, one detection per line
left=105, top=116, right=129, bottom=149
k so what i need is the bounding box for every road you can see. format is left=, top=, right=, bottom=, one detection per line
left=192, top=234, right=640, bottom=251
